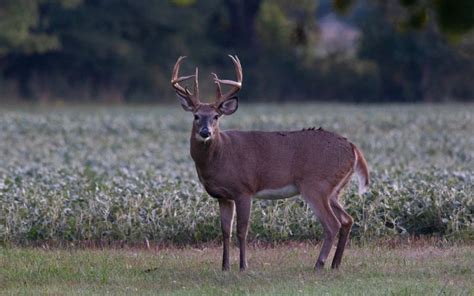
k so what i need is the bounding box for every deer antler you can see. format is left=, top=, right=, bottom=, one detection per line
left=212, top=55, right=243, bottom=104
left=171, top=56, right=200, bottom=105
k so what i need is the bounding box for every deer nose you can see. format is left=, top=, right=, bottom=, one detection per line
left=199, top=128, right=211, bottom=138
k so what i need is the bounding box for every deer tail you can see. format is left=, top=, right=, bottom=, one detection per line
left=351, top=143, right=370, bottom=195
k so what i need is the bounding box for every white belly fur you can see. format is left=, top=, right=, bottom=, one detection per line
left=253, top=184, right=299, bottom=200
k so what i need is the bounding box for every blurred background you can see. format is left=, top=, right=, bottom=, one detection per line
left=1, top=0, right=474, bottom=103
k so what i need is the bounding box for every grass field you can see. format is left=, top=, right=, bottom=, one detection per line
left=1, top=242, right=472, bottom=295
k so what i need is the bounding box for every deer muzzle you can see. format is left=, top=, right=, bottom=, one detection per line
left=199, top=127, right=211, bottom=139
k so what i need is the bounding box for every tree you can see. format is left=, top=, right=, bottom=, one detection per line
left=0, top=0, right=58, bottom=56
left=334, top=0, right=474, bottom=38
left=355, top=1, right=474, bottom=101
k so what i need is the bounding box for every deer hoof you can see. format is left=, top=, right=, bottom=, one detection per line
left=315, top=261, right=325, bottom=271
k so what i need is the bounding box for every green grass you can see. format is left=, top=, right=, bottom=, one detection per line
left=0, top=243, right=472, bottom=295
left=0, top=103, right=472, bottom=244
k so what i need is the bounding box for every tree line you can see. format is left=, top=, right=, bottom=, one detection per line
left=1, top=0, right=473, bottom=103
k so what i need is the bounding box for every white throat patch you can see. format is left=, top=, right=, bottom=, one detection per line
left=195, top=133, right=212, bottom=143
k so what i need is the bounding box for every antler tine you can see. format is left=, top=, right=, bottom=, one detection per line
left=174, top=74, right=196, bottom=83
left=229, top=54, right=243, bottom=82
left=171, top=56, right=200, bottom=103
left=213, top=54, right=243, bottom=104
left=194, top=67, right=199, bottom=100
left=211, top=73, right=222, bottom=99
left=171, top=56, right=187, bottom=96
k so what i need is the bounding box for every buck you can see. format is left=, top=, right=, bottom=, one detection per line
left=171, top=55, right=369, bottom=271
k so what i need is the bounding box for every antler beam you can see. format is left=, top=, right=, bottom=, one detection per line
left=212, top=55, right=243, bottom=104
left=171, top=56, right=200, bottom=104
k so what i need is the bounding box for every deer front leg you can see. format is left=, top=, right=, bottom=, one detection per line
left=235, top=197, right=252, bottom=271
left=218, top=198, right=235, bottom=271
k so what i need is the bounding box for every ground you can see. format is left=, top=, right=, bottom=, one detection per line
left=1, top=242, right=472, bottom=295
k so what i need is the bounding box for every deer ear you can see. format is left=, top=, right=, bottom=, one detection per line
left=218, top=97, right=238, bottom=115
left=177, top=93, right=195, bottom=112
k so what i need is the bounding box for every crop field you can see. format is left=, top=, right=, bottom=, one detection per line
left=0, top=103, right=472, bottom=245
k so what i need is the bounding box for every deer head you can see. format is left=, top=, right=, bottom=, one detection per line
left=171, top=55, right=243, bottom=142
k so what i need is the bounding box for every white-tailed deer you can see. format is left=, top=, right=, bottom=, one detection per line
left=171, top=55, right=369, bottom=271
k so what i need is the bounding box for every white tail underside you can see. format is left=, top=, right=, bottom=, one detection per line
left=354, top=149, right=368, bottom=195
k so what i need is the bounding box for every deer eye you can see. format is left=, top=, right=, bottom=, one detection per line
left=214, top=115, right=219, bottom=120
left=194, top=115, right=199, bottom=121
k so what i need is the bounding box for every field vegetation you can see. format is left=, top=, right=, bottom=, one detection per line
left=0, top=104, right=472, bottom=245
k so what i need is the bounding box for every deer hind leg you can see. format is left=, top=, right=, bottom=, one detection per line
left=330, top=170, right=354, bottom=269
left=218, top=198, right=235, bottom=271
left=330, top=199, right=353, bottom=269
left=300, top=185, right=341, bottom=270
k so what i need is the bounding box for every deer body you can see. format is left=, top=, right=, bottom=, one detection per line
left=171, top=55, right=369, bottom=271
left=191, top=128, right=356, bottom=201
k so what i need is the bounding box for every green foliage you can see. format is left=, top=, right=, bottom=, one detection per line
left=333, top=0, right=354, bottom=14
left=0, top=0, right=59, bottom=55
left=171, top=0, right=196, bottom=6
left=355, top=3, right=474, bottom=102
left=336, top=0, right=474, bottom=36
left=435, top=0, right=474, bottom=36
left=256, top=1, right=292, bottom=51
left=0, top=104, right=471, bottom=245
